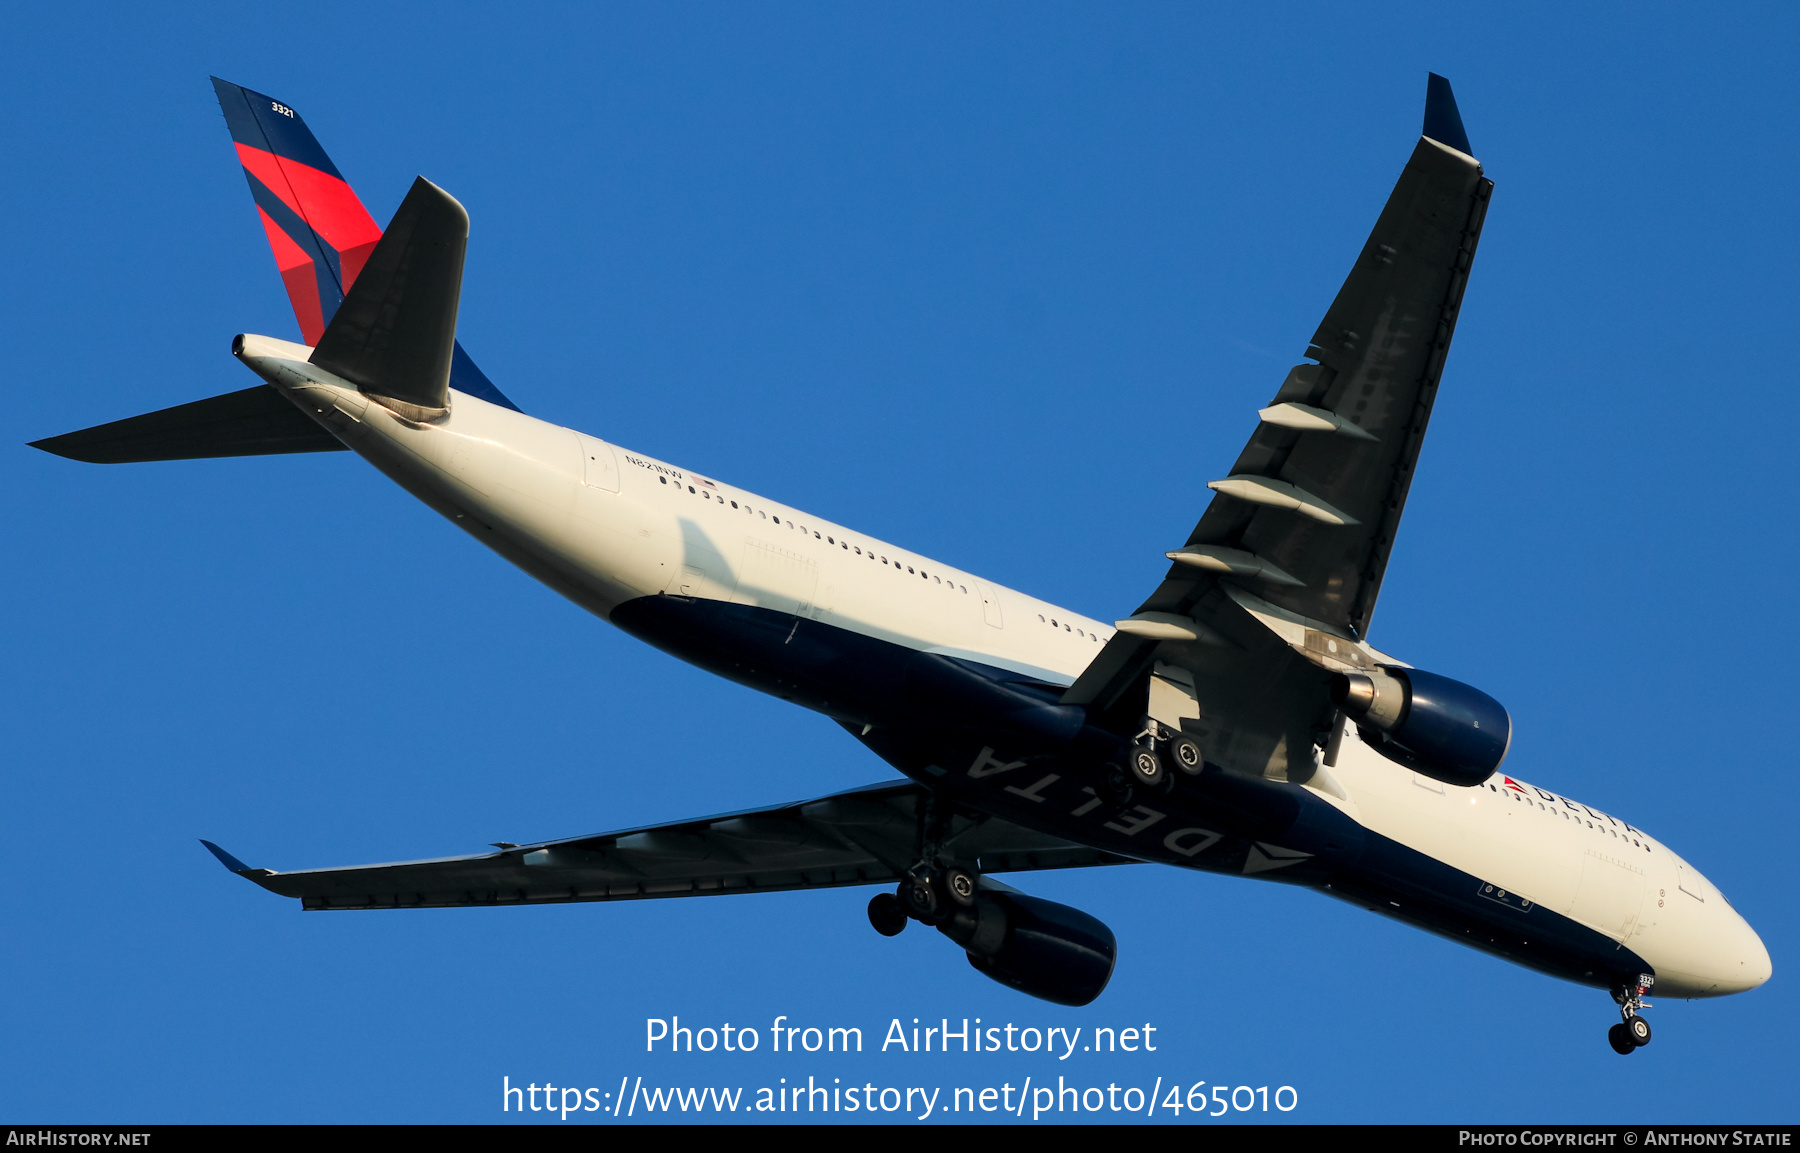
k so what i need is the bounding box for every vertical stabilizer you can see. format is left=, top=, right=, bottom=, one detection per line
left=211, top=78, right=522, bottom=412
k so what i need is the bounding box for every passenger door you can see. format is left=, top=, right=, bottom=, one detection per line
left=575, top=432, right=620, bottom=492
left=974, top=580, right=1003, bottom=629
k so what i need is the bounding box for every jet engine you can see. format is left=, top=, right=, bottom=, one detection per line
left=937, top=890, right=1116, bottom=1006
left=1333, top=667, right=1511, bottom=787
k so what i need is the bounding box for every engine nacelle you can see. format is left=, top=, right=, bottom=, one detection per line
left=938, top=891, right=1116, bottom=1006
left=1334, top=667, right=1511, bottom=787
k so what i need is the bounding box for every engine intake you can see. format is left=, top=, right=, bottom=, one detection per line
left=939, top=891, right=1116, bottom=1006
left=1334, top=667, right=1511, bottom=787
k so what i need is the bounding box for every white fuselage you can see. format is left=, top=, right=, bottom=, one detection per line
left=237, top=334, right=1771, bottom=1000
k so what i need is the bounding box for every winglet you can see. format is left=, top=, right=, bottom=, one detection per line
left=200, top=839, right=267, bottom=876
left=1423, top=73, right=1473, bottom=156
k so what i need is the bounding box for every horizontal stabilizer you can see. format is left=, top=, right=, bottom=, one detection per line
left=310, top=176, right=467, bottom=420
left=29, top=386, right=344, bottom=463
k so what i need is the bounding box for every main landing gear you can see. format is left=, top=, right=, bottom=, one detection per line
left=1606, top=974, right=1655, bottom=1055
left=867, top=792, right=982, bottom=937
left=1117, top=721, right=1209, bottom=794
left=868, top=862, right=980, bottom=936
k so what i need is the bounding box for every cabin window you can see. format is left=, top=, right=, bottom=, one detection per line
left=773, top=516, right=780, bottom=524
left=907, top=566, right=914, bottom=574
left=688, top=485, right=695, bottom=493
left=730, top=501, right=738, bottom=508
left=660, top=476, right=668, bottom=484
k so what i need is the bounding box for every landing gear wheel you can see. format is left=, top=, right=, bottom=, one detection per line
left=1168, top=734, right=1206, bottom=775
left=944, top=867, right=979, bottom=908
left=1099, top=763, right=1136, bottom=808
left=1607, top=1023, right=1637, bottom=1055
left=1128, top=745, right=1165, bottom=789
left=900, top=875, right=939, bottom=923
left=1626, top=1015, right=1651, bottom=1047
left=867, top=891, right=907, bottom=937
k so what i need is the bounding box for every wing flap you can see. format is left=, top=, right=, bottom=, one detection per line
left=209, top=781, right=1131, bottom=911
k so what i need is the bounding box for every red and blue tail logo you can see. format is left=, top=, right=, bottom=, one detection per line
left=212, top=78, right=520, bottom=411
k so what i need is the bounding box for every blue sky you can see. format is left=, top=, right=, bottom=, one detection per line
left=3, top=2, right=1796, bottom=1124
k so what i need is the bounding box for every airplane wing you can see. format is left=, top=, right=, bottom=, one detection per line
left=1065, top=75, right=1493, bottom=780
left=202, top=779, right=1133, bottom=911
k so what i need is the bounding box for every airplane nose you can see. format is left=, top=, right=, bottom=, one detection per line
left=1712, top=910, right=1772, bottom=995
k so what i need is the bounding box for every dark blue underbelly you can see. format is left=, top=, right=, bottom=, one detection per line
left=611, top=594, right=1651, bottom=991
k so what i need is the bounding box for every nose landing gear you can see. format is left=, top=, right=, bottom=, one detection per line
left=1606, top=974, right=1655, bottom=1055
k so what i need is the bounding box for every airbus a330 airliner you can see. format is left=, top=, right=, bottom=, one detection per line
left=33, top=74, right=1769, bottom=1053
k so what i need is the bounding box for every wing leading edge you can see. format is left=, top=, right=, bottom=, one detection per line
left=203, top=780, right=1132, bottom=911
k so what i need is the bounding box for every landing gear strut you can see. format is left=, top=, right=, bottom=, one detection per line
left=1607, top=974, right=1654, bottom=1055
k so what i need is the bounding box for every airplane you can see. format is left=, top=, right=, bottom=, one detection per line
left=30, top=73, right=1770, bottom=1055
